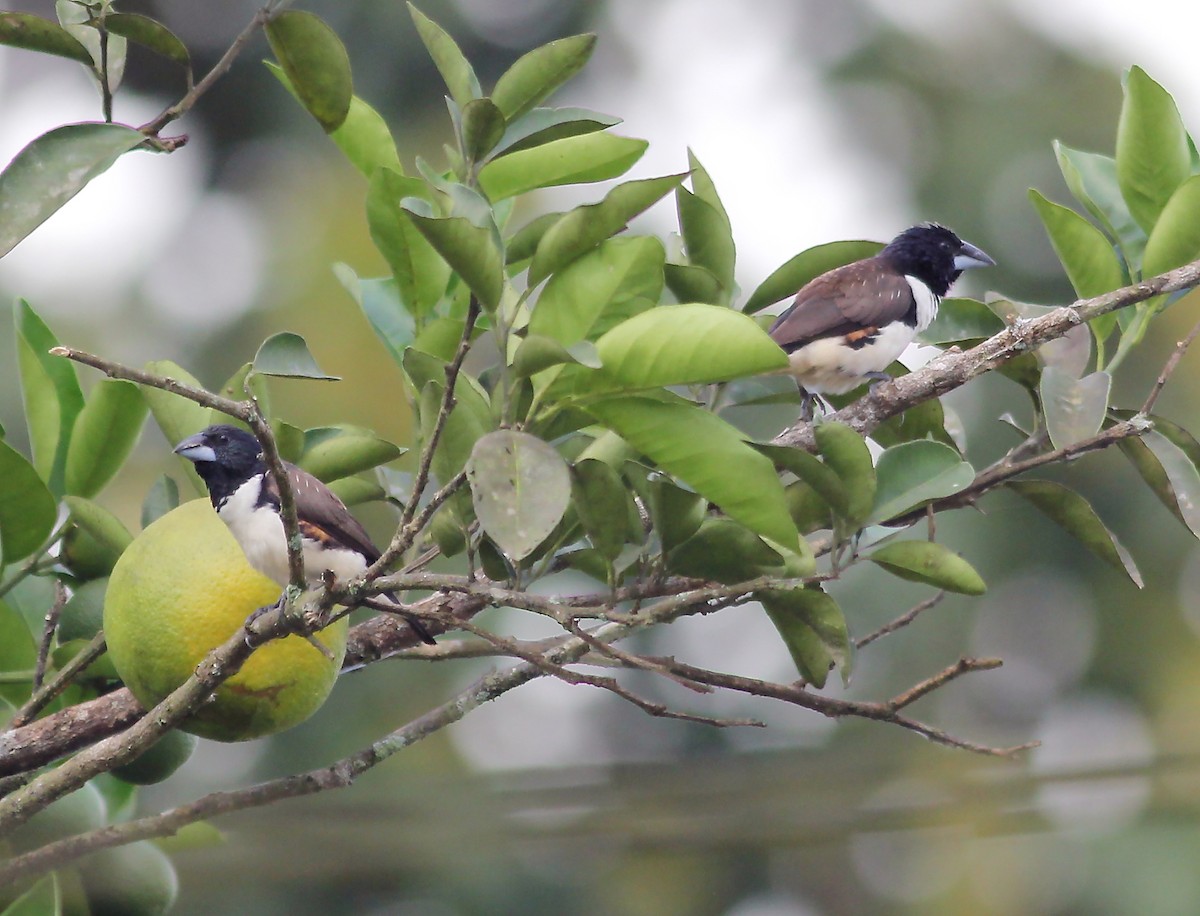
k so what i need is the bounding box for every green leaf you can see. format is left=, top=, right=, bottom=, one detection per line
left=327, top=476, right=387, bottom=507
left=668, top=518, right=783, bottom=583
left=1142, top=174, right=1200, bottom=277
left=530, top=236, right=664, bottom=346
left=492, top=33, right=596, bottom=120
left=59, top=578, right=106, bottom=642
left=1028, top=189, right=1125, bottom=298
left=814, top=422, right=875, bottom=528
left=337, top=271, right=414, bottom=365
left=586, top=396, right=799, bottom=549
left=920, top=297, right=1005, bottom=345
left=663, top=262, right=724, bottom=305
left=1054, top=141, right=1146, bottom=260
left=784, top=480, right=832, bottom=535
left=141, top=360, right=215, bottom=462
left=868, top=441, right=974, bottom=525
left=513, top=335, right=601, bottom=376
left=408, top=3, right=480, bottom=109
left=63, top=495, right=134, bottom=575
left=744, top=240, right=883, bottom=313
left=460, top=97, right=506, bottom=163
left=1040, top=367, right=1111, bottom=450
left=253, top=332, right=341, bottom=380
left=478, top=132, right=647, bottom=201
left=1117, top=66, right=1191, bottom=232
left=412, top=366, right=493, bottom=487
left=622, top=464, right=706, bottom=554
left=403, top=209, right=504, bottom=310
left=677, top=153, right=734, bottom=295
left=64, top=379, right=148, bottom=498
left=761, top=586, right=851, bottom=688
left=528, top=174, right=686, bottom=287
left=366, top=169, right=451, bottom=316
left=265, top=10, right=352, bottom=133
left=869, top=540, right=986, bottom=595
left=103, top=12, right=189, bottom=70
left=0, top=123, right=144, bottom=259
left=267, top=62, right=401, bottom=177
left=0, top=11, right=91, bottom=64
left=467, top=430, right=571, bottom=561
left=218, top=362, right=272, bottom=418
left=754, top=443, right=848, bottom=516
left=0, top=438, right=57, bottom=564
left=16, top=300, right=84, bottom=494
left=1007, top=480, right=1142, bottom=587
left=142, top=474, right=180, bottom=529
left=1120, top=429, right=1200, bottom=538
left=0, top=873, right=59, bottom=916
left=587, top=304, right=787, bottom=392
left=573, top=458, right=638, bottom=562
left=493, top=107, right=620, bottom=158
left=298, top=426, right=404, bottom=482
left=0, top=600, right=37, bottom=706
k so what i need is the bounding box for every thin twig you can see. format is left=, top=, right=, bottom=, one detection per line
left=856, top=593, right=946, bottom=649
left=888, top=657, right=1004, bottom=710
left=10, top=632, right=108, bottom=731
left=32, top=582, right=68, bottom=691
left=1141, top=316, right=1200, bottom=415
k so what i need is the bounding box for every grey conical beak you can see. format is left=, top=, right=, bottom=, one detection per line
left=954, top=239, right=996, bottom=270
left=174, top=433, right=216, bottom=463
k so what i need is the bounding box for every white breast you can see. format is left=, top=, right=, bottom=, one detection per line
left=905, top=275, right=940, bottom=331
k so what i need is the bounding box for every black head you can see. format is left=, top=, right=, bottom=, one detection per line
left=174, top=425, right=266, bottom=506
left=879, top=223, right=995, bottom=296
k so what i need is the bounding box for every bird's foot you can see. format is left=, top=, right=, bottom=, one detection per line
left=865, top=371, right=893, bottom=394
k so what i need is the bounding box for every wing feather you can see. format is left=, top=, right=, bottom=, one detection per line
left=261, top=465, right=381, bottom=563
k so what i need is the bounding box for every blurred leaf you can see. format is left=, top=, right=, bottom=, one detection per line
left=528, top=173, right=685, bottom=287
left=408, top=3, right=480, bottom=109
left=429, top=506, right=468, bottom=557
left=0, top=873, right=59, bottom=916
left=814, top=422, right=875, bottom=528
left=573, top=458, right=638, bottom=562
left=460, top=97, right=506, bottom=163
left=1007, top=480, right=1142, bottom=587
left=0, top=11, right=91, bottom=64
left=868, top=441, right=974, bottom=525
left=413, top=315, right=469, bottom=361
left=584, top=303, right=786, bottom=390
left=267, top=62, right=401, bottom=177
left=0, top=438, right=56, bottom=565
left=677, top=154, right=735, bottom=296
left=513, top=335, right=601, bottom=376
left=663, top=262, right=724, bottom=305
left=141, top=360, right=215, bottom=460
left=668, top=518, right=783, bottom=583
left=415, top=374, right=492, bottom=487
left=253, top=332, right=341, bottom=380
left=467, top=430, right=571, bottom=561
left=530, top=236, right=664, bottom=346
left=1028, top=189, right=1125, bottom=298
left=492, top=33, right=596, bottom=119
left=0, top=600, right=37, bottom=705
left=327, top=476, right=386, bottom=507
left=334, top=267, right=411, bottom=366
left=587, top=396, right=798, bottom=549
left=403, top=208, right=504, bottom=310
left=869, top=540, right=986, bottom=595
left=64, top=380, right=148, bottom=498
left=366, top=169, right=450, bottom=317
left=870, top=394, right=956, bottom=450
left=493, top=107, right=619, bottom=158
left=16, top=300, right=84, bottom=494
left=507, top=211, right=563, bottom=266
left=218, top=362, right=272, bottom=420
left=141, top=474, right=179, bottom=529
left=478, top=133, right=647, bottom=201
left=920, top=298, right=1004, bottom=345
left=265, top=10, right=352, bottom=133
left=760, top=586, right=850, bottom=688
left=754, top=443, right=847, bottom=516
left=63, top=495, right=133, bottom=578
left=1040, top=367, right=1111, bottom=450
left=1142, top=174, right=1200, bottom=277
left=1120, top=429, right=1200, bottom=539
left=1054, top=141, right=1146, bottom=260
left=784, top=480, right=832, bottom=535
left=630, top=467, right=706, bottom=554
left=103, top=12, right=189, bottom=70
left=298, top=427, right=404, bottom=482
left=155, top=821, right=225, bottom=855
left=271, top=420, right=306, bottom=464
left=59, top=577, right=106, bottom=641
left=56, top=0, right=124, bottom=88
left=744, top=240, right=882, bottom=313
left=1116, top=66, right=1190, bottom=232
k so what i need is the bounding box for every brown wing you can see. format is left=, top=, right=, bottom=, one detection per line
left=262, top=464, right=381, bottom=563
left=768, top=259, right=916, bottom=352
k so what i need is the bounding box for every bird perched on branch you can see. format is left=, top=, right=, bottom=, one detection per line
left=174, top=424, right=436, bottom=644
left=768, top=223, right=995, bottom=418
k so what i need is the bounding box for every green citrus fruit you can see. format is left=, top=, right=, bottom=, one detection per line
left=104, top=499, right=348, bottom=741
left=112, top=730, right=199, bottom=785
left=81, top=840, right=179, bottom=916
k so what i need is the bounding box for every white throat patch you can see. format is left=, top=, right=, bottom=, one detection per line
left=904, top=275, right=940, bottom=331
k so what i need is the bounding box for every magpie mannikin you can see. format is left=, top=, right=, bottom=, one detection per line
left=768, top=223, right=994, bottom=417
left=174, top=424, right=436, bottom=644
